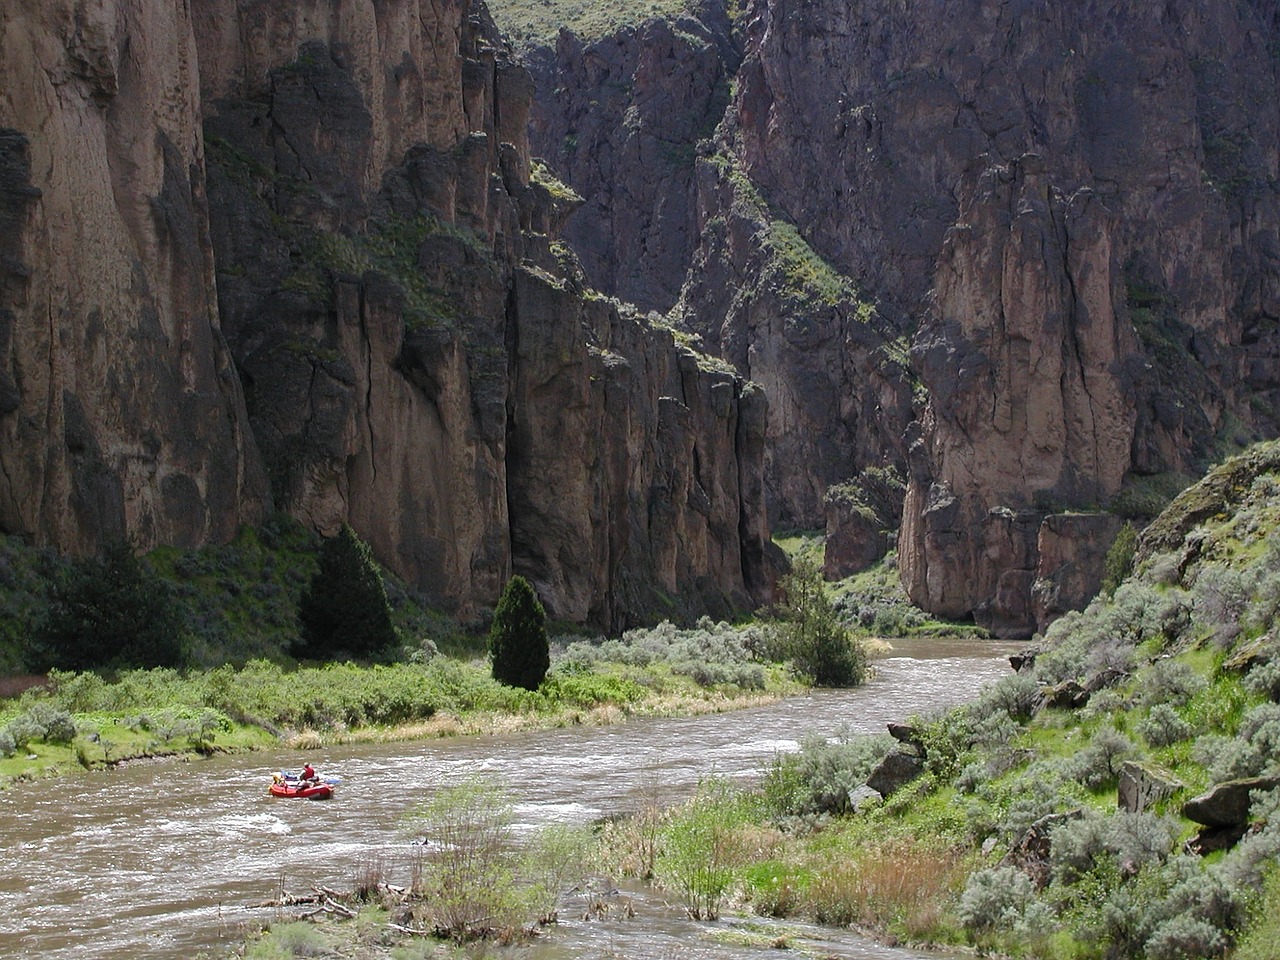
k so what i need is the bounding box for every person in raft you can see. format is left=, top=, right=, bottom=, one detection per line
left=300, top=762, right=317, bottom=783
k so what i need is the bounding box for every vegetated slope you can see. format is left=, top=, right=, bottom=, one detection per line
left=660, top=440, right=1278, bottom=956
left=839, top=439, right=1280, bottom=955
left=0, top=0, right=777, bottom=632
left=507, top=0, right=1280, bottom=638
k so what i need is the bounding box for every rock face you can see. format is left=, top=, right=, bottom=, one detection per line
left=520, top=0, right=1280, bottom=636
left=524, top=13, right=739, bottom=314
left=0, top=0, right=775, bottom=627
left=1032, top=513, right=1123, bottom=633
left=0, top=0, right=269, bottom=554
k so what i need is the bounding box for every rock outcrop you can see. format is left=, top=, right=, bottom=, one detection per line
left=518, top=0, right=1280, bottom=636
left=0, top=0, right=775, bottom=628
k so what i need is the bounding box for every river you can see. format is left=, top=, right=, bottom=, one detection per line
left=0, top=638, right=1018, bottom=959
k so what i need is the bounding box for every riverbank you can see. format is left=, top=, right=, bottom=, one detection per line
left=0, top=632, right=809, bottom=791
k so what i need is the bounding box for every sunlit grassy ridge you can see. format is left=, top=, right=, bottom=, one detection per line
left=487, top=0, right=694, bottom=47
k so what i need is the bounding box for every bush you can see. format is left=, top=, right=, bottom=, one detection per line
left=766, top=558, right=866, bottom=687
left=3, top=703, right=77, bottom=748
left=488, top=576, right=550, bottom=691
left=1137, top=658, right=1207, bottom=708
left=1144, top=913, right=1227, bottom=959
left=296, top=525, right=397, bottom=660
left=1137, top=703, right=1194, bottom=747
left=1244, top=657, right=1280, bottom=701
left=409, top=779, right=525, bottom=940
left=1065, top=727, right=1135, bottom=789
left=28, top=539, right=191, bottom=671
left=956, top=866, right=1036, bottom=932
left=1102, top=523, right=1138, bottom=596
left=1197, top=703, right=1280, bottom=782
left=0, top=728, right=15, bottom=757
left=761, top=729, right=895, bottom=816
left=1033, top=582, right=1187, bottom=686
left=971, top=673, right=1042, bottom=723
left=657, top=778, right=751, bottom=920
left=559, top=618, right=766, bottom=680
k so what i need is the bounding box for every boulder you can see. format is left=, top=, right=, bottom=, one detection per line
left=1223, top=634, right=1275, bottom=674
left=849, top=784, right=883, bottom=813
left=866, top=750, right=924, bottom=797
left=886, top=722, right=922, bottom=752
left=1186, top=824, right=1250, bottom=856
left=1117, top=761, right=1183, bottom=814
left=1046, top=680, right=1088, bottom=709
left=1183, top=775, right=1280, bottom=828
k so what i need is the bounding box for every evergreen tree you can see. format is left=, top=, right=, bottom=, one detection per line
left=488, top=575, right=549, bottom=690
left=297, top=524, right=397, bottom=660
left=29, top=539, right=190, bottom=671
left=768, top=557, right=866, bottom=687
left=1102, top=522, right=1138, bottom=597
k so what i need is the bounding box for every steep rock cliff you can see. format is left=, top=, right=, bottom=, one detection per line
left=516, top=0, right=1280, bottom=635
left=0, top=0, right=774, bottom=628
left=193, top=0, right=773, bottom=625
left=0, top=0, right=269, bottom=554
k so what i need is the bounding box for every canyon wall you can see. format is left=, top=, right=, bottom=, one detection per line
left=0, top=0, right=774, bottom=628
left=0, top=0, right=269, bottom=554
left=518, top=0, right=1280, bottom=635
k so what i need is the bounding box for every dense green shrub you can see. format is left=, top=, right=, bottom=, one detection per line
left=3, top=702, right=77, bottom=749
left=657, top=778, right=752, bottom=920
left=560, top=618, right=766, bottom=677
left=296, top=524, right=397, bottom=661
left=28, top=539, right=191, bottom=671
left=1065, top=727, right=1136, bottom=789
left=1144, top=914, right=1227, bottom=960
left=1034, top=582, right=1188, bottom=686
left=488, top=575, right=550, bottom=691
left=766, top=558, right=866, bottom=687
left=971, top=673, right=1042, bottom=723
left=1137, top=658, right=1207, bottom=708
left=409, top=779, right=525, bottom=939
left=1196, top=702, right=1280, bottom=782
left=1243, top=655, right=1280, bottom=701
left=1102, top=522, right=1138, bottom=596
left=956, top=866, right=1036, bottom=932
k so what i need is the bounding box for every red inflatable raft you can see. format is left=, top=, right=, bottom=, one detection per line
left=268, top=774, right=335, bottom=800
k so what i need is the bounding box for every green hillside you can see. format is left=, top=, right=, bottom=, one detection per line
left=486, top=0, right=695, bottom=47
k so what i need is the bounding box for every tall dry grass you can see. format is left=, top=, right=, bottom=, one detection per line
left=805, top=838, right=969, bottom=940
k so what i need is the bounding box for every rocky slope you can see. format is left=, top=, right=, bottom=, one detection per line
left=0, top=0, right=774, bottom=629
left=512, top=0, right=1280, bottom=636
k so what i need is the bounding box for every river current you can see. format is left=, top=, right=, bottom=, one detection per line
left=0, top=638, right=1018, bottom=959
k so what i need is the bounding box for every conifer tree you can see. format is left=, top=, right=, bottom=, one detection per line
left=488, top=575, right=550, bottom=690
left=30, top=539, right=190, bottom=671
left=297, top=524, right=397, bottom=660
left=769, top=557, right=866, bottom=687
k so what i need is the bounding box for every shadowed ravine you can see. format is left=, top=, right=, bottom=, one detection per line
left=0, top=639, right=1018, bottom=959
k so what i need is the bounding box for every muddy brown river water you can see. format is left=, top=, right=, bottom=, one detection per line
left=0, top=638, right=1019, bottom=959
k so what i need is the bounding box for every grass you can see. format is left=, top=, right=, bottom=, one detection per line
left=705, top=150, right=874, bottom=312
left=487, top=0, right=694, bottom=47
left=0, top=632, right=801, bottom=790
